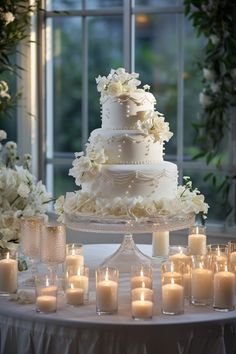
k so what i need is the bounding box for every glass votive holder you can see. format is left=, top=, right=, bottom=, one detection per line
left=183, top=264, right=192, bottom=300
left=208, top=244, right=228, bottom=272
left=96, top=266, right=119, bottom=315
left=191, top=255, right=213, bottom=306
left=162, top=278, right=184, bottom=315
left=35, top=275, right=58, bottom=313
left=20, top=216, right=44, bottom=261
left=227, top=242, right=236, bottom=272
left=169, top=246, right=191, bottom=268
left=188, top=226, right=206, bottom=255
left=161, top=260, right=183, bottom=286
left=65, top=243, right=84, bottom=273
left=0, top=250, right=18, bottom=296
left=213, top=263, right=235, bottom=312
left=65, top=265, right=89, bottom=304
left=131, top=263, right=152, bottom=290
left=131, top=287, right=153, bottom=320
left=41, top=223, right=66, bottom=265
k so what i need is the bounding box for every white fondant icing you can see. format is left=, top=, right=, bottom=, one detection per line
left=90, top=129, right=163, bottom=164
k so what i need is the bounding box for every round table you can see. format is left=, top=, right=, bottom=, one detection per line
left=0, top=244, right=236, bottom=354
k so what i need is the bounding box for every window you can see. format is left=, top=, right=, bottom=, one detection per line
left=37, top=0, right=235, bottom=229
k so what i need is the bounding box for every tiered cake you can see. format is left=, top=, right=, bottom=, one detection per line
left=58, top=68, right=208, bottom=220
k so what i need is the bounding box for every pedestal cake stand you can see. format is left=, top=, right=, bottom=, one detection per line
left=65, top=212, right=195, bottom=272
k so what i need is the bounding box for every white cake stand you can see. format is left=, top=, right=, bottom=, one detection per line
left=65, top=213, right=195, bottom=272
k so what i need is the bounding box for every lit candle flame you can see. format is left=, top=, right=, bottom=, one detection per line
left=140, top=269, right=144, bottom=277
left=71, top=283, right=74, bottom=290
left=77, top=267, right=81, bottom=276
left=171, top=277, right=175, bottom=285
left=105, top=267, right=109, bottom=281
left=217, top=246, right=220, bottom=256
left=72, top=248, right=75, bottom=256
left=6, top=252, right=9, bottom=260
left=170, top=264, right=174, bottom=273
left=224, top=264, right=228, bottom=272
left=140, top=292, right=144, bottom=301
left=46, top=277, right=49, bottom=287
left=195, top=226, right=199, bottom=235
left=141, top=281, right=145, bottom=288
left=199, top=262, right=203, bottom=269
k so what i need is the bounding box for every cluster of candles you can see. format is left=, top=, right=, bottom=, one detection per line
left=0, top=221, right=236, bottom=319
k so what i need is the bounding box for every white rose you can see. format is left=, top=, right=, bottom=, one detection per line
left=210, top=82, right=221, bottom=93
left=203, top=68, right=216, bottom=81
left=5, top=141, right=17, bottom=150
left=199, top=92, right=212, bottom=107
left=107, top=81, right=123, bottom=96
left=3, top=12, right=15, bottom=25
left=0, top=130, right=7, bottom=141
left=17, top=183, right=30, bottom=198
left=210, top=35, right=220, bottom=46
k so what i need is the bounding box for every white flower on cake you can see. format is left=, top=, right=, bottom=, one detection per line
left=69, top=146, right=108, bottom=187
left=136, top=110, right=173, bottom=143
left=96, top=67, right=141, bottom=97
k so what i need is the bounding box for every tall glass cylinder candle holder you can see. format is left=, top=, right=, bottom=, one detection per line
left=228, top=242, right=236, bottom=272
left=161, top=260, right=183, bottom=286
left=208, top=244, right=228, bottom=272
left=66, top=265, right=89, bottom=304
left=131, top=287, right=153, bottom=320
left=213, top=263, right=235, bottom=312
left=169, top=246, right=191, bottom=267
left=41, top=223, right=66, bottom=276
left=20, top=216, right=44, bottom=273
left=35, top=274, right=58, bottom=313
left=65, top=243, right=84, bottom=274
left=96, top=266, right=119, bottom=315
left=188, top=226, right=206, bottom=255
left=131, top=263, right=152, bottom=290
left=191, top=255, right=213, bottom=306
left=162, top=278, right=184, bottom=315
left=0, top=250, right=17, bottom=296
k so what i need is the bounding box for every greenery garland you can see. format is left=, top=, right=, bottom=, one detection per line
left=184, top=0, right=236, bottom=218
left=0, top=0, right=38, bottom=118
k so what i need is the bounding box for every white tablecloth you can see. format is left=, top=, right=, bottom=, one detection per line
left=0, top=244, right=236, bottom=354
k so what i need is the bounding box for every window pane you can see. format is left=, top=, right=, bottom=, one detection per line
left=46, top=0, right=81, bottom=11
left=86, top=0, right=123, bottom=9
left=88, top=16, right=123, bottom=133
left=135, top=0, right=182, bottom=6
left=183, top=168, right=227, bottom=223
left=53, top=164, right=76, bottom=198
left=47, top=17, right=82, bottom=154
left=135, top=13, right=178, bottom=157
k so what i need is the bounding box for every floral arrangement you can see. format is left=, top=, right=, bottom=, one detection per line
left=96, top=67, right=152, bottom=97
left=184, top=0, right=236, bottom=217
left=55, top=178, right=208, bottom=223
left=136, top=110, right=173, bottom=143
left=0, top=130, right=51, bottom=250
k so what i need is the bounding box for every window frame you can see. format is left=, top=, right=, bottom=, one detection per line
left=20, top=0, right=235, bottom=235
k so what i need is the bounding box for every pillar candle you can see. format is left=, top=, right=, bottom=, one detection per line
left=214, top=271, right=235, bottom=310
left=66, top=287, right=84, bottom=306
left=68, top=274, right=89, bottom=294
left=152, top=231, right=169, bottom=257
left=96, top=279, right=118, bottom=313
left=162, top=281, right=184, bottom=315
left=191, top=267, right=213, bottom=302
left=132, top=292, right=153, bottom=319
left=36, top=295, right=57, bottom=313
left=41, top=286, right=58, bottom=296
left=131, top=275, right=152, bottom=290
left=162, top=271, right=182, bottom=286
left=0, top=254, right=17, bottom=293
left=188, top=233, right=206, bottom=255
left=65, top=254, right=84, bottom=270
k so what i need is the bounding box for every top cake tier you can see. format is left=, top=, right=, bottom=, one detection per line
left=101, top=91, right=156, bottom=130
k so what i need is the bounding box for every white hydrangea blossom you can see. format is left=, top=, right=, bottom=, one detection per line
left=136, top=110, right=173, bottom=143
left=0, top=136, right=51, bottom=249
left=0, top=130, right=7, bottom=141
left=1, top=11, right=15, bottom=25
left=199, top=92, right=212, bottom=107
left=96, top=67, right=141, bottom=97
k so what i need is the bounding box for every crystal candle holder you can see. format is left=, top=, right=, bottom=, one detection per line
left=188, top=226, right=206, bottom=255
left=65, top=243, right=84, bottom=274
left=96, top=266, right=119, bottom=315
left=191, top=255, right=213, bottom=306
left=41, top=223, right=66, bottom=266
left=213, top=263, right=235, bottom=312
left=208, top=244, right=228, bottom=272
left=131, top=287, right=153, bottom=320
left=35, top=275, right=58, bottom=313
left=66, top=265, right=89, bottom=304
left=131, top=263, right=152, bottom=290
left=0, top=250, right=17, bottom=296
left=169, top=246, right=191, bottom=267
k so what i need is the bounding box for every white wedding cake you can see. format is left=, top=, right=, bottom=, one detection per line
left=57, top=68, right=208, bottom=220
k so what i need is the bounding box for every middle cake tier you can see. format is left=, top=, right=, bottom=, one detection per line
left=89, top=128, right=164, bottom=164
left=81, top=162, right=178, bottom=200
